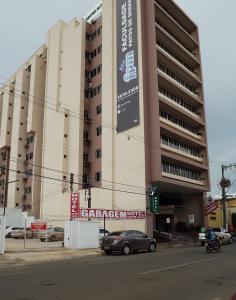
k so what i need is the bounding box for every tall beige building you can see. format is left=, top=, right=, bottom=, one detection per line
left=0, top=0, right=209, bottom=234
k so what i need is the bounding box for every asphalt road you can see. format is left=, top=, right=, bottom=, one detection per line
left=0, top=244, right=236, bottom=300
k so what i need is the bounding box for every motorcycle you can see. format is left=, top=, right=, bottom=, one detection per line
left=206, top=238, right=221, bottom=253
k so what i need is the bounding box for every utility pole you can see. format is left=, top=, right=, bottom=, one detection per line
left=70, top=173, right=74, bottom=192
left=220, top=163, right=236, bottom=229
left=221, top=165, right=227, bottom=230
left=86, top=182, right=92, bottom=221
left=88, top=183, right=91, bottom=209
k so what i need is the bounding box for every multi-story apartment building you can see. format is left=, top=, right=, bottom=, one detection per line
left=0, top=0, right=209, bottom=234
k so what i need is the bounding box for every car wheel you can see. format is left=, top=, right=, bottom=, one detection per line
left=149, top=243, right=156, bottom=252
left=104, top=250, right=112, bottom=255
left=228, top=238, right=233, bottom=245
left=50, top=236, right=56, bottom=242
left=122, top=244, right=130, bottom=255
left=40, top=238, right=45, bottom=242
left=201, top=241, right=205, bottom=246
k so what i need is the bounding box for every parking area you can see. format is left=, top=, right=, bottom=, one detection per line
left=5, top=237, right=63, bottom=252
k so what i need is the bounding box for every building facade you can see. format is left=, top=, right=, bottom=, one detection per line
left=0, top=0, right=209, bottom=234
left=208, top=197, right=236, bottom=230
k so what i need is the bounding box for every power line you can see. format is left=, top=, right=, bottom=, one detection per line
left=9, top=157, right=146, bottom=191
left=9, top=168, right=146, bottom=196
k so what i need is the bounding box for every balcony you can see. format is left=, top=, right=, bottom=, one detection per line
left=162, top=171, right=205, bottom=186
left=161, top=161, right=205, bottom=186
left=161, top=143, right=203, bottom=163
left=158, top=65, right=199, bottom=96
left=156, top=43, right=201, bottom=84
left=158, top=91, right=201, bottom=120
left=85, top=118, right=91, bottom=125
left=159, top=116, right=202, bottom=141
left=23, top=204, right=32, bottom=210
left=83, top=161, right=91, bottom=168
left=154, top=2, right=198, bottom=50
left=83, top=139, right=91, bottom=146
left=155, top=20, right=197, bottom=59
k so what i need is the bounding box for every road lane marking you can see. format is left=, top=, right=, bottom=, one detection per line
left=137, top=257, right=220, bottom=275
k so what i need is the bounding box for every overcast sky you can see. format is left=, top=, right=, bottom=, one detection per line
left=0, top=0, right=235, bottom=196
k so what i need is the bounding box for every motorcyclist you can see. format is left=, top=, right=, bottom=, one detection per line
left=206, top=228, right=219, bottom=248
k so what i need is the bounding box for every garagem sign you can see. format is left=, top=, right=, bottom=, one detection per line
left=80, top=208, right=145, bottom=219
left=116, top=0, right=140, bottom=132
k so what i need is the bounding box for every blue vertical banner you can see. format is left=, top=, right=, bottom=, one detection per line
left=116, top=0, right=140, bottom=133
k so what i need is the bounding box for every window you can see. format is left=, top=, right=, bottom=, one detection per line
left=83, top=152, right=89, bottom=162
left=96, top=126, right=102, bottom=136
left=96, top=104, right=102, bottom=115
left=97, top=65, right=102, bottom=73
left=95, top=171, right=101, bottom=182
left=29, top=152, right=33, bottom=160
left=161, top=161, right=200, bottom=181
left=84, top=131, right=89, bottom=140
left=27, top=136, right=34, bottom=144
left=160, top=111, right=198, bottom=135
left=98, top=45, right=102, bottom=54
left=97, top=26, right=102, bottom=35
left=83, top=174, right=89, bottom=184
left=25, top=169, right=32, bottom=177
left=84, top=110, right=90, bottom=119
left=24, top=186, right=31, bottom=194
left=97, top=85, right=102, bottom=94
left=95, top=149, right=102, bottom=159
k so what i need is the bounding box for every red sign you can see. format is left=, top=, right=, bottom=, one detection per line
left=205, top=201, right=218, bottom=215
left=80, top=208, right=145, bottom=220
left=70, top=192, right=80, bottom=219
left=31, top=222, right=47, bottom=231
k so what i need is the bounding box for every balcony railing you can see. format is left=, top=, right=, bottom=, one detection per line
left=156, top=20, right=196, bottom=57
left=161, top=161, right=204, bottom=185
left=157, top=41, right=198, bottom=78
left=158, top=65, right=197, bottom=95
left=158, top=88, right=200, bottom=119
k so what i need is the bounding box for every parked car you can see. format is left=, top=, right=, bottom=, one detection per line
left=11, top=228, right=33, bottom=239
left=36, top=227, right=64, bottom=242
left=5, top=226, right=19, bottom=238
left=230, top=232, right=236, bottom=242
left=101, top=230, right=157, bottom=255
left=199, top=227, right=232, bottom=246
left=99, top=229, right=110, bottom=244
left=99, top=229, right=110, bottom=238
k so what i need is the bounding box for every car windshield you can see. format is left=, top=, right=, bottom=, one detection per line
left=108, top=231, right=124, bottom=236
